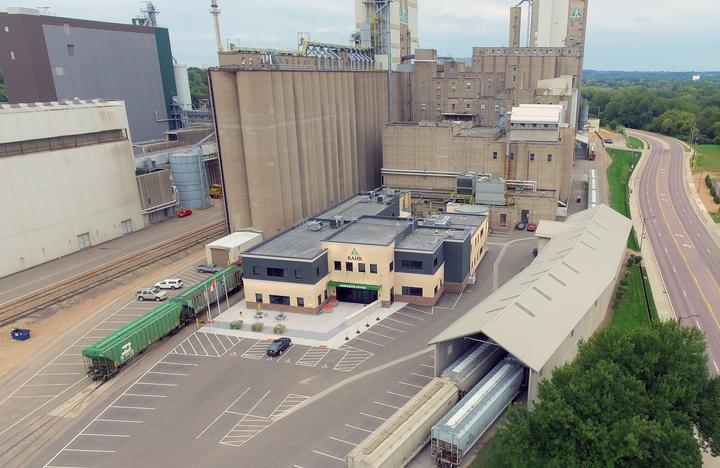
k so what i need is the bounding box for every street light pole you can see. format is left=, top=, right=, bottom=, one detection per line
left=639, top=215, right=656, bottom=251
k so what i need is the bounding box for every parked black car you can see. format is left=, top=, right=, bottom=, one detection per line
left=267, top=337, right=292, bottom=356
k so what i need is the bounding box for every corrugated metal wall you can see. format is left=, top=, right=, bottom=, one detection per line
left=211, top=69, right=392, bottom=236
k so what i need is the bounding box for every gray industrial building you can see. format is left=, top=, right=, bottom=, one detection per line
left=0, top=7, right=178, bottom=142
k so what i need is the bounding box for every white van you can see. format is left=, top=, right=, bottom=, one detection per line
left=155, top=278, right=184, bottom=290
left=136, top=288, right=168, bottom=302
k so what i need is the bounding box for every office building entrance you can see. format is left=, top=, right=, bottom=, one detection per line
left=336, top=287, right=378, bottom=305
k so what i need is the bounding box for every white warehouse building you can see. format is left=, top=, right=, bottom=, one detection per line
left=0, top=99, right=144, bottom=277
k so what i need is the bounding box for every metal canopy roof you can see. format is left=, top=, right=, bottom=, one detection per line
left=429, top=205, right=632, bottom=372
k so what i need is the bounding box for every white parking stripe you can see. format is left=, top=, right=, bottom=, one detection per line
left=346, top=423, right=373, bottom=433
left=409, top=372, right=433, bottom=379
left=134, top=382, right=177, bottom=387
left=79, top=433, right=130, bottom=438
left=385, top=317, right=414, bottom=326
left=386, top=391, right=412, bottom=399
left=96, top=418, right=143, bottom=424
left=124, top=393, right=167, bottom=398
left=359, top=412, right=386, bottom=421
left=147, top=371, right=188, bottom=376
left=313, top=450, right=345, bottom=462
left=374, top=401, right=401, bottom=410
left=374, top=323, right=406, bottom=333
left=64, top=448, right=115, bottom=453
left=161, top=361, right=198, bottom=366
left=110, top=406, right=155, bottom=410
left=354, top=337, right=385, bottom=347
left=365, top=330, right=395, bottom=340
left=329, top=436, right=357, bottom=446
left=398, top=381, right=424, bottom=389
left=394, top=311, right=423, bottom=321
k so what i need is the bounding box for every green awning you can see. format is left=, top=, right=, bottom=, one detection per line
left=328, top=281, right=382, bottom=292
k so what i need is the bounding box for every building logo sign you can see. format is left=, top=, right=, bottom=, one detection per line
left=348, top=248, right=363, bottom=261
left=570, top=8, right=582, bottom=19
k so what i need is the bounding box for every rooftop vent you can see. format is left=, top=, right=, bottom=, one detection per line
left=307, top=220, right=323, bottom=231
left=360, top=195, right=371, bottom=203
left=330, top=216, right=344, bottom=228
left=376, top=195, right=384, bottom=203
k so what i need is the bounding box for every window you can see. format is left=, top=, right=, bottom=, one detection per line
left=436, top=104, right=441, bottom=112
left=402, top=286, right=423, bottom=296
left=466, top=82, right=472, bottom=90
left=269, top=295, right=290, bottom=305
left=494, top=104, right=500, bottom=113
left=434, top=285, right=439, bottom=294
left=499, top=213, right=507, bottom=226
left=433, top=257, right=438, bottom=267
left=255, top=293, right=263, bottom=303
left=334, top=261, right=342, bottom=271
left=389, top=261, right=394, bottom=272
left=54, top=66, right=65, bottom=76
left=451, top=103, right=456, bottom=111
left=318, top=294, right=322, bottom=305
left=420, top=103, right=426, bottom=111
left=436, top=94, right=441, bottom=101
left=435, top=82, right=441, bottom=90
left=570, top=328, right=575, bottom=337
left=529, top=153, right=535, bottom=161
left=400, top=259, right=423, bottom=270
left=120, top=219, right=132, bottom=235
left=465, top=104, right=471, bottom=112
left=67, top=44, right=75, bottom=57
left=370, top=264, right=378, bottom=274
left=77, top=232, right=91, bottom=249
left=266, top=267, right=287, bottom=278
left=252, top=266, right=261, bottom=275
left=509, top=153, right=515, bottom=161
left=346, top=262, right=353, bottom=272
left=480, top=104, right=486, bottom=111
left=63, top=23, right=70, bottom=35
left=420, top=80, right=426, bottom=89
left=492, top=151, right=498, bottom=160
left=324, top=290, right=328, bottom=300
left=512, top=75, right=517, bottom=82
left=316, top=267, right=320, bottom=276
left=547, top=154, right=553, bottom=162
left=358, top=263, right=366, bottom=273
left=295, top=270, right=303, bottom=279
left=297, top=297, right=304, bottom=307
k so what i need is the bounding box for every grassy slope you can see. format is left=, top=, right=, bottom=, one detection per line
left=626, top=135, right=645, bottom=150
left=610, top=265, right=656, bottom=330
left=606, top=148, right=641, bottom=250
left=693, top=145, right=720, bottom=173
left=711, top=212, right=720, bottom=223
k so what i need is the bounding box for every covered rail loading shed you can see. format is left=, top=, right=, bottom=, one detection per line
left=430, top=204, right=632, bottom=406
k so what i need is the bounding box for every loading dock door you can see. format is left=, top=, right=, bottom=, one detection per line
left=337, top=287, right=378, bottom=305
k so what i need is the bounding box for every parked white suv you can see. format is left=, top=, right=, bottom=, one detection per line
left=155, top=278, right=184, bottom=290
left=136, top=288, right=168, bottom=302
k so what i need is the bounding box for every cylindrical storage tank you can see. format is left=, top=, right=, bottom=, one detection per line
left=173, top=63, right=192, bottom=110
left=170, top=150, right=209, bottom=209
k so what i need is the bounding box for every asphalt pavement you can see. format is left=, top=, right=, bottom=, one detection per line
left=634, top=131, right=720, bottom=374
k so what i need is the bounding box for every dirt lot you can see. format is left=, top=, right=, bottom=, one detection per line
left=693, top=172, right=720, bottom=218
left=0, top=247, right=206, bottom=380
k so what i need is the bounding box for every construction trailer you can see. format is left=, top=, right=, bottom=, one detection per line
left=346, top=378, right=458, bottom=468
left=431, top=358, right=525, bottom=467
left=440, top=342, right=506, bottom=396
left=205, top=231, right=263, bottom=266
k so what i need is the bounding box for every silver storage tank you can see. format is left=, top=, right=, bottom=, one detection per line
left=169, top=148, right=209, bottom=209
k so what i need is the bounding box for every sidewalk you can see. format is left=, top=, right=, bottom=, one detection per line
left=626, top=131, right=674, bottom=322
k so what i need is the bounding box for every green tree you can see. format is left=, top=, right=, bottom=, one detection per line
left=649, top=109, right=697, bottom=141
left=187, top=67, right=209, bottom=107
left=697, top=106, right=720, bottom=142
left=0, top=70, right=7, bottom=102
left=493, top=321, right=720, bottom=467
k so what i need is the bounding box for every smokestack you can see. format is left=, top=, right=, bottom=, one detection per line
left=210, top=0, right=223, bottom=53
left=509, top=6, right=522, bottom=48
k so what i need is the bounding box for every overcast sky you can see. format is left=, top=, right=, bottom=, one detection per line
left=3, top=0, right=718, bottom=71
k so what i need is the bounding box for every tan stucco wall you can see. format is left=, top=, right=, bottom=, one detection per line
left=243, top=276, right=330, bottom=311
left=322, top=242, right=396, bottom=303
left=469, top=217, right=490, bottom=273
left=394, top=265, right=445, bottom=299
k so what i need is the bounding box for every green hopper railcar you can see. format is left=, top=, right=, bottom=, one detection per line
left=175, top=265, right=243, bottom=316
left=82, top=302, right=183, bottom=380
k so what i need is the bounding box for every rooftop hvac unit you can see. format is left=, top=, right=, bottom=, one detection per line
left=435, top=216, right=451, bottom=227
left=368, top=190, right=376, bottom=198
left=307, top=221, right=323, bottom=231
left=425, top=218, right=436, bottom=226
left=330, top=216, right=344, bottom=228
left=386, top=188, right=395, bottom=196
left=376, top=196, right=384, bottom=203
left=360, top=195, right=371, bottom=203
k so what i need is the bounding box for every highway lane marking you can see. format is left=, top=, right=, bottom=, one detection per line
left=673, top=266, right=677, bottom=273
left=329, top=436, right=358, bottom=446
left=683, top=290, right=688, bottom=298
left=312, top=450, right=345, bottom=462
left=345, top=423, right=373, bottom=433
left=359, top=412, right=386, bottom=421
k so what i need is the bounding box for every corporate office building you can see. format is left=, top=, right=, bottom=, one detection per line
left=241, top=189, right=488, bottom=313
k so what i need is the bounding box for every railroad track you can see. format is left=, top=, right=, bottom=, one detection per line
left=0, top=220, right=226, bottom=327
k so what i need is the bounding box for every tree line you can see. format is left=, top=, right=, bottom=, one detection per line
left=583, top=71, right=720, bottom=144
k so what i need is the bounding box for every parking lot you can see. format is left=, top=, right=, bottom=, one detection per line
left=31, top=235, right=538, bottom=467
left=0, top=263, right=227, bottom=467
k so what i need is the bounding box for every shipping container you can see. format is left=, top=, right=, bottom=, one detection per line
left=441, top=342, right=506, bottom=396
left=82, top=302, right=183, bottom=380
left=346, top=378, right=458, bottom=468
left=431, top=358, right=524, bottom=467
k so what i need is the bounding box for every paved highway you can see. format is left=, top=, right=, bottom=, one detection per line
left=634, top=131, right=720, bottom=374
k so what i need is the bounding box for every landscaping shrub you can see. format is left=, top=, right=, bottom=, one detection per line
left=251, top=322, right=264, bottom=332
left=707, top=174, right=714, bottom=188
left=273, top=324, right=286, bottom=334
left=230, top=320, right=243, bottom=330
